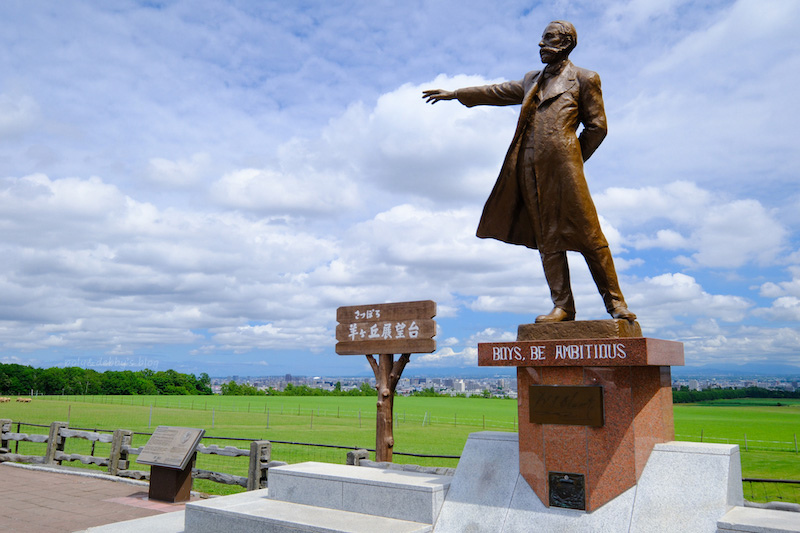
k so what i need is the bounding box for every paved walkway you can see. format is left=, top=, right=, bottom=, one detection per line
left=0, top=463, right=194, bottom=532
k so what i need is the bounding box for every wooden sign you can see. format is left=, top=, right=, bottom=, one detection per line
left=335, top=300, right=436, bottom=355
left=136, top=426, right=204, bottom=470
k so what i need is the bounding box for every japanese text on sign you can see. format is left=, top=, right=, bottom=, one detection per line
left=335, top=300, right=436, bottom=356
left=348, top=320, right=420, bottom=341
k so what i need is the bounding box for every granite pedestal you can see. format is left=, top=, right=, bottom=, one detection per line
left=478, top=319, right=684, bottom=511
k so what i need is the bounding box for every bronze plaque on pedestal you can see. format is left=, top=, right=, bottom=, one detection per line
left=136, top=426, right=204, bottom=470
left=529, top=385, right=604, bottom=427
left=549, top=472, right=586, bottom=510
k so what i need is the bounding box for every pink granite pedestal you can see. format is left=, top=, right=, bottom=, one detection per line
left=478, top=320, right=684, bottom=512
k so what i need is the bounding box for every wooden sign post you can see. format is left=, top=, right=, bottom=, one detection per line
left=136, top=426, right=204, bottom=502
left=336, top=300, right=436, bottom=462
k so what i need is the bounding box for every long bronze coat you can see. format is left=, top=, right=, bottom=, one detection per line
left=456, top=61, right=609, bottom=253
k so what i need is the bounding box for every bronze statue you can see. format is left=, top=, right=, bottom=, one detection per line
left=423, top=21, right=635, bottom=323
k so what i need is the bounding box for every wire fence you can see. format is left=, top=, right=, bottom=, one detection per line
left=675, top=433, right=800, bottom=453
left=40, top=394, right=521, bottom=432
left=743, top=479, right=800, bottom=505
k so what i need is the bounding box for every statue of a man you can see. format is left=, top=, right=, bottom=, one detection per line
left=423, top=20, right=635, bottom=323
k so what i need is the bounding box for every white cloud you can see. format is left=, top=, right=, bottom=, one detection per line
left=756, top=266, right=800, bottom=321
left=0, top=173, right=343, bottom=354
left=415, top=346, right=477, bottom=367
left=627, top=273, right=752, bottom=330
left=677, top=322, right=800, bottom=366
left=211, top=166, right=361, bottom=215
left=147, top=153, right=212, bottom=188
left=0, top=92, right=39, bottom=139
left=466, top=328, right=517, bottom=344
left=596, top=182, right=788, bottom=269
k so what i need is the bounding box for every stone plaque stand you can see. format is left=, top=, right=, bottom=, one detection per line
left=136, top=426, right=205, bottom=503
left=479, top=319, right=684, bottom=512
left=149, top=452, right=196, bottom=503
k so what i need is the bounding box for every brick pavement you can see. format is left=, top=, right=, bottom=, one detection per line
left=0, top=463, right=191, bottom=533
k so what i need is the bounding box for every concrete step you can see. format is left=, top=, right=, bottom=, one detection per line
left=267, top=462, right=451, bottom=524
left=80, top=510, right=185, bottom=533
left=717, top=506, right=800, bottom=532
left=185, top=490, right=432, bottom=533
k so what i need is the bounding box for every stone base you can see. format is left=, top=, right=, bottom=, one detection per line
left=184, top=462, right=450, bottom=533
left=433, top=432, right=744, bottom=533
left=266, top=462, right=449, bottom=524
left=518, top=318, right=642, bottom=341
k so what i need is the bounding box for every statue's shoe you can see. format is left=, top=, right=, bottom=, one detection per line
left=610, top=306, right=637, bottom=321
left=535, top=307, right=576, bottom=323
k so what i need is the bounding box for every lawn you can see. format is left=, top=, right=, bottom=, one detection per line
left=2, top=395, right=799, bottom=499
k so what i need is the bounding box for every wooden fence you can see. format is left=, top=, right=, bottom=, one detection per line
left=0, top=419, right=284, bottom=490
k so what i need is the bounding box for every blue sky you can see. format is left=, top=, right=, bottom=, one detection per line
left=0, top=0, right=799, bottom=377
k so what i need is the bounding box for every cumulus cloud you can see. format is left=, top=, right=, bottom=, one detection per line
left=0, top=173, right=342, bottom=354
left=756, top=266, right=800, bottom=321
left=207, top=74, right=514, bottom=218
left=415, top=346, right=478, bottom=367
left=211, top=166, right=361, bottom=215
left=629, top=273, right=752, bottom=329
left=595, top=182, right=788, bottom=269
left=147, top=153, right=212, bottom=188
left=0, top=92, right=39, bottom=139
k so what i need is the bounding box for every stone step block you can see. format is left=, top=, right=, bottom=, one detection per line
left=184, top=489, right=432, bottom=533
left=267, top=461, right=451, bottom=524
left=717, top=506, right=800, bottom=532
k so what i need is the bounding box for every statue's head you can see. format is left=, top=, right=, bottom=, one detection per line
left=539, top=20, right=577, bottom=64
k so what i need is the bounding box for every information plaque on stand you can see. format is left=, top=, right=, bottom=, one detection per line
left=137, top=426, right=204, bottom=502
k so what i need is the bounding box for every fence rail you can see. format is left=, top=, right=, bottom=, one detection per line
left=675, top=433, right=800, bottom=453
left=0, top=419, right=456, bottom=494
left=743, top=478, right=800, bottom=505
left=3, top=418, right=798, bottom=504
left=0, top=419, right=281, bottom=491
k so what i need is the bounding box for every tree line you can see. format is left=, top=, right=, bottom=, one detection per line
left=672, top=386, right=800, bottom=403
left=0, top=363, right=212, bottom=396
left=2, top=362, right=798, bottom=402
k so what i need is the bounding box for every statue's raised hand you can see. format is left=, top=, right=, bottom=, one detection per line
left=422, top=89, right=456, bottom=104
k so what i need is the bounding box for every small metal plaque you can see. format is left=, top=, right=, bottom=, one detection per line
left=136, top=426, right=204, bottom=470
left=549, top=472, right=586, bottom=510
left=529, top=385, right=604, bottom=427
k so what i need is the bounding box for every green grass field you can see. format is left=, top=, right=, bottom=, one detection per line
left=2, top=395, right=799, bottom=500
